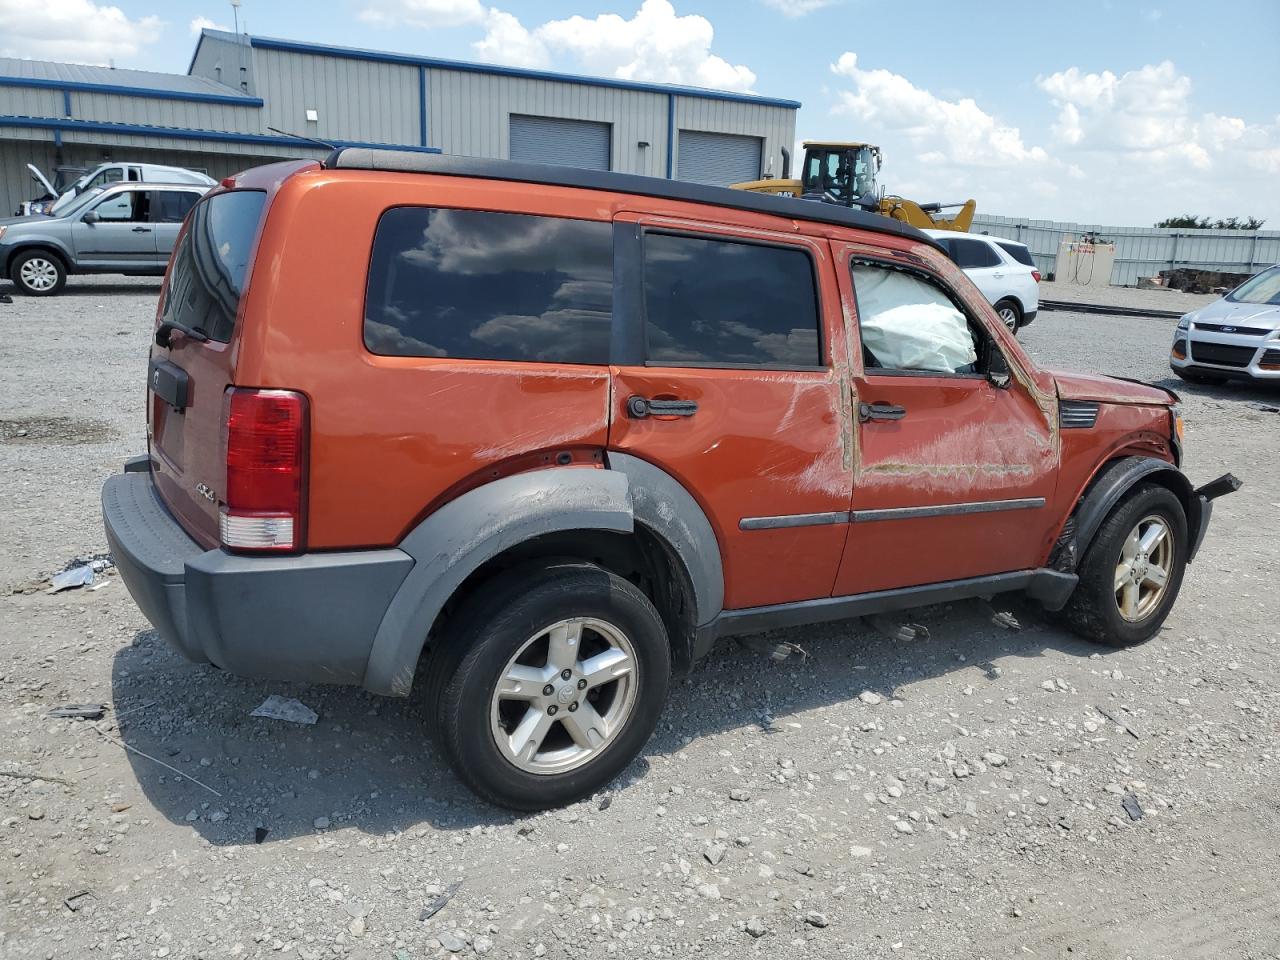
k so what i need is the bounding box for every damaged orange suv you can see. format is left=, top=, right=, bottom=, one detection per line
left=103, top=150, right=1238, bottom=809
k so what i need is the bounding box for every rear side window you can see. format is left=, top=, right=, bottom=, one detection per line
left=151, top=190, right=199, bottom=224
left=642, top=233, right=822, bottom=367
left=160, top=190, right=266, bottom=344
left=949, top=238, right=1002, bottom=269
left=997, top=242, right=1036, bottom=267
left=364, top=208, right=613, bottom=364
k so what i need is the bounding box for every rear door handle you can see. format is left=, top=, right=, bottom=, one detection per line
left=132, top=226, right=151, bottom=233
left=858, top=401, right=907, bottom=422
left=627, top=396, right=698, bottom=419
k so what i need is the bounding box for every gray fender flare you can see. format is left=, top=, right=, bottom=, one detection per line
left=6, top=237, right=74, bottom=271
left=1067, top=456, right=1201, bottom=565
left=363, top=467, right=632, bottom=696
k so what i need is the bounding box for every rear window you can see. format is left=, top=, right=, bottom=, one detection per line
left=948, top=237, right=1002, bottom=269
left=997, top=241, right=1036, bottom=267
left=363, top=207, right=613, bottom=364
left=160, top=190, right=266, bottom=344
left=642, top=233, right=822, bottom=367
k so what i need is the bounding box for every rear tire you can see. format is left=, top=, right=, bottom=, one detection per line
left=994, top=299, right=1022, bottom=334
left=9, top=250, right=66, bottom=296
left=1063, top=483, right=1187, bottom=647
left=433, top=561, right=670, bottom=810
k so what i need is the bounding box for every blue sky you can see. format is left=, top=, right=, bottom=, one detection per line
left=4, top=0, right=1278, bottom=224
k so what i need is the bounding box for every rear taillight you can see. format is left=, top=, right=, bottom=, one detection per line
left=1032, top=270, right=1041, bottom=283
left=221, top=388, right=308, bottom=552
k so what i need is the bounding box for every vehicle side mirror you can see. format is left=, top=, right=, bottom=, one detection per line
left=987, top=348, right=1011, bottom=389
left=81, top=210, right=99, bottom=224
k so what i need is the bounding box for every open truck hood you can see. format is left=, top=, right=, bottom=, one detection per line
left=1052, top=370, right=1176, bottom=406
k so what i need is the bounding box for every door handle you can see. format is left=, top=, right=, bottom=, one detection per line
left=858, top=401, right=907, bottom=422
left=627, top=396, right=697, bottom=419
left=991, top=271, right=1005, bottom=278
left=132, top=226, right=151, bottom=233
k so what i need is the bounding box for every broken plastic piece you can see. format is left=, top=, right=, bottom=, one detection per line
left=47, top=566, right=94, bottom=593
left=1121, top=794, right=1144, bottom=821
left=64, top=891, right=95, bottom=912
left=47, top=704, right=105, bottom=721
left=250, top=695, right=318, bottom=725
left=419, top=880, right=462, bottom=922
left=254, top=826, right=269, bottom=844
left=867, top=614, right=930, bottom=642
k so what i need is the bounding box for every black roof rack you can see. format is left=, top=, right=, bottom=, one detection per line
left=325, top=147, right=943, bottom=252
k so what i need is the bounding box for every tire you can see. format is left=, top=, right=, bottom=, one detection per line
left=1063, top=482, right=1188, bottom=647
left=433, top=561, right=671, bottom=810
left=994, top=299, right=1022, bottom=334
left=9, top=249, right=66, bottom=296
left=1173, top=367, right=1228, bottom=386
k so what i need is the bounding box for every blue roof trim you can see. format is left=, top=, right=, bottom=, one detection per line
left=0, top=74, right=262, bottom=107
left=0, top=115, right=441, bottom=153
left=234, top=32, right=802, bottom=109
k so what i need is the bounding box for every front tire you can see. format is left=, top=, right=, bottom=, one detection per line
left=435, top=562, right=671, bottom=810
left=994, top=298, right=1022, bottom=334
left=1063, top=482, right=1187, bottom=647
left=10, top=250, right=66, bottom=296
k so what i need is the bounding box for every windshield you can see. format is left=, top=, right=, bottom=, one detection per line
left=1226, top=265, right=1280, bottom=306
left=802, top=147, right=877, bottom=202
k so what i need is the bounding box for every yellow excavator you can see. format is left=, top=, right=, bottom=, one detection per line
left=733, top=141, right=976, bottom=232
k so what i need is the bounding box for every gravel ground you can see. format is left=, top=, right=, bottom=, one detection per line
left=1036, top=280, right=1220, bottom=314
left=2, top=277, right=1279, bottom=960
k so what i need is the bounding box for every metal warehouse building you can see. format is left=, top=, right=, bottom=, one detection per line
left=0, top=28, right=799, bottom=217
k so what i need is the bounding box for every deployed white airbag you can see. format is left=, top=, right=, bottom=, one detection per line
left=854, top=265, right=977, bottom=373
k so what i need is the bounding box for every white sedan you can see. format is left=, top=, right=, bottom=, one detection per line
left=926, top=230, right=1040, bottom=334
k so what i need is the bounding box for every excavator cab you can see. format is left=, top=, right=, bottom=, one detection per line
left=799, top=142, right=882, bottom=207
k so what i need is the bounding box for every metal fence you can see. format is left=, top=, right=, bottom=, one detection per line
left=972, top=214, right=1280, bottom=287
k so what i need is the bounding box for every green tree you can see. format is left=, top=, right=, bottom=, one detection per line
left=1154, top=214, right=1266, bottom=229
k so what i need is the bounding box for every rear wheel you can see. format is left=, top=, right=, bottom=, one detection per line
left=9, top=250, right=66, bottom=296
left=994, top=299, right=1022, bottom=333
left=1063, top=483, right=1187, bottom=647
left=434, top=561, right=670, bottom=809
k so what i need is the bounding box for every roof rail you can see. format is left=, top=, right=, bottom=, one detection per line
left=325, top=148, right=942, bottom=250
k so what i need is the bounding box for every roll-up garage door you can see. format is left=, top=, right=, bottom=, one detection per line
left=676, top=131, right=763, bottom=185
left=509, top=115, right=611, bottom=170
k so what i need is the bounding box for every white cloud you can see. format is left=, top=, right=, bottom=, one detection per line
left=189, top=16, right=229, bottom=36
left=760, top=0, right=838, bottom=17
left=472, top=9, right=549, bottom=69
left=360, top=0, right=487, bottom=29
left=0, top=0, right=160, bottom=64
left=830, top=52, right=1047, bottom=168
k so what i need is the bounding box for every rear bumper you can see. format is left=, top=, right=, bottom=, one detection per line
left=1020, top=308, right=1038, bottom=328
left=103, top=470, right=413, bottom=687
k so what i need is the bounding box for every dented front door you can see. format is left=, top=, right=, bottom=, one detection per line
left=831, top=245, right=1059, bottom=596
left=608, top=215, right=854, bottom=609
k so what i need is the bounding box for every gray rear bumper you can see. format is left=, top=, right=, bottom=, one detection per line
left=102, top=470, right=413, bottom=686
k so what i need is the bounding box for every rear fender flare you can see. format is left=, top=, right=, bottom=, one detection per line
left=363, top=467, right=633, bottom=696
left=1068, top=456, right=1201, bottom=566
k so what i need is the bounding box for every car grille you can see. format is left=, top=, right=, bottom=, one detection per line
left=1188, top=341, right=1258, bottom=367
left=1059, top=400, right=1100, bottom=429
left=1194, top=322, right=1272, bottom=336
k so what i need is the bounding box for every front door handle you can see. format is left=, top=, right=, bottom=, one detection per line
left=627, top=396, right=698, bottom=419
left=132, top=226, right=151, bottom=233
left=858, top=401, right=907, bottom=422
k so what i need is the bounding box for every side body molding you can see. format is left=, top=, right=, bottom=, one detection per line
left=364, top=468, right=633, bottom=696
left=608, top=453, right=724, bottom=627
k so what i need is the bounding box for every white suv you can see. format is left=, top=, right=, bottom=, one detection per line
left=926, top=230, right=1040, bottom=334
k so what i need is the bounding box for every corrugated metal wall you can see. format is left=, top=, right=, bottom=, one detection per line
left=974, top=213, right=1280, bottom=286
left=255, top=47, right=420, bottom=147
left=188, top=32, right=256, bottom=96
left=428, top=69, right=671, bottom=176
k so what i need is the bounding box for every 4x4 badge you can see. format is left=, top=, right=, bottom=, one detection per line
left=195, top=482, right=216, bottom=502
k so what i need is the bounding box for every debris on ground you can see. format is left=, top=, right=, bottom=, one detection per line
left=254, top=827, right=269, bottom=844
left=596, top=793, right=613, bottom=812
left=63, top=891, right=95, bottom=912
left=46, top=703, right=105, bottom=720
left=1122, top=794, right=1144, bottom=821
left=419, top=881, right=462, bottom=922
left=1095, top=704, right=1142, bottom=739
left=46, top=565, right=95, bottom=593
left=1246, top=401, right=1280, bottom=414
left=990, top=610, right=1022, bottom=630
left=866, top=614, right=930, bottom=642
left=250, top=695, right=318, bottom=725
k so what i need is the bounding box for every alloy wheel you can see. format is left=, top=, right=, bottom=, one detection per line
left=1113, top=514, right=1174, bottom=621
left=998, top=305, right=1019, bottom=332
left=489, top=617, right=638, bottom=775
left=19, top=257, right=58, bottom=292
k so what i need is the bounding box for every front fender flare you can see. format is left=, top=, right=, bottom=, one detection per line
left=1068, top=456, right=1202, bottom=566
left=363, top=467, right=633, bottom=696
left=3, top=237, right=74, bottom=273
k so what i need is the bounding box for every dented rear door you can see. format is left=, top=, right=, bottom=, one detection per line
left=608, top=215, right=853, bottom=609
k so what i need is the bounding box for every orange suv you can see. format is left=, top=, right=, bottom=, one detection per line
left=103, top=150, right=1239, bottom=810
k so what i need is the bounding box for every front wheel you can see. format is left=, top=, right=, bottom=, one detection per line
left=10, top=250, right=66, bottom=296
left=1063, top=482, right=1187, bottom=647
left=435, top=562, right=671, bottom=810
